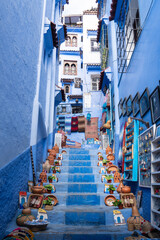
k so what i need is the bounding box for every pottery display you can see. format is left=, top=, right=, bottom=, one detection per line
left=127, top=199, right=144, bottom=231
left=49, top=150, right=56, bottom=158
left=53, top=144, right=59, bottom=153
left=39, top=170, right=47, bottom=183
left=47, top=155, right=54, bottom=165
left=114, top=172, right=121, bottom=183
left=106, top=145, right=113, bottom=155
left=43, top=159, right=51, bottom=173
left=117, top=175, right=124, bottom=193
left=16, top=208, right=35, bottom=226
left=31, top=185, right=44, bottom=194
left=107, top=154, right=115, bottom=161
left=121, top=186, right=131, bottom=193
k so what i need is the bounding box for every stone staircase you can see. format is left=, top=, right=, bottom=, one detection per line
left=5, top=148, right=134, bottom=240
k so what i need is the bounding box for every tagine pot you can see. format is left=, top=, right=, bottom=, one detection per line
left=31, top=186, right=44, bottom=194
left=121, top=186, right=131, bottom=193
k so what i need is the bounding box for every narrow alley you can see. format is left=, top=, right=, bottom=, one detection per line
left=1, top=0, right=160, bottom=239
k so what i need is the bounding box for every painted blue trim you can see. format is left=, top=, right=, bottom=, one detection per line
left=87, top=65, right=101, bottom=72
left=67, top=27, right=83, bottom=33
left=60, top=51, right=80, bottom=56
left=87, top=30, right=97, bottom=36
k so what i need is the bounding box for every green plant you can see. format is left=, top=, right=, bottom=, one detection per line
left=112, top=199, right=122, bottom=206
left=56, top=168, right=60, bottom=173
left=105, top=175, right=113, bottom=180
left=108, top=184, right=116, bottom=191
left=103, top=159, right=109, bottom=164
left=51, top=166, right=56, bottom=170
left=44, top=185, right=53, bottom=191
left=43, top=197, right=53, bottom=205
left=48, top=176, right=53, bottom=180
left=55, top=161, right=59, bottom=164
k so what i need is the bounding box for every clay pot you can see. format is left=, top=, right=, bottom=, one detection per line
left=118, top=204, right=123, bottom=209
left=49, top=150, right=56, bottom=158
left=53, top=144, right=59, bottom=154
left=47, top=156, right=54, bottom=165
left=49, top=179, right=53, bottom=183
left=16, top=208, right=35, bottom=226
left=45, top=205, right=53, bottom=211
left=109, top=190, right=114, bottom=194
left=31, top=186, right=44, bottom=194
left=117, top=175, right=124, bottom=193
left=121, top=186, right=131, bottom=193
left=43, top=160, right=51, bottom=173
left=106, top=145, right=113, bottom=155
left=107, top=180, right=112, bottom=183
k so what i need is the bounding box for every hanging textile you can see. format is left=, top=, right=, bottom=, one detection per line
left=78, top=115, right=85, bottom=132
left=71, top=116, right=78, bottom=132
left=56, top=116, right=65, bottom=131
left=65, top=117, right=72, bottom=135
left=85, top=117, right=98, bottom=139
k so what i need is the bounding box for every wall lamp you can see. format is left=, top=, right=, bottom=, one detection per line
left=128, top=117, right=150, bottom=129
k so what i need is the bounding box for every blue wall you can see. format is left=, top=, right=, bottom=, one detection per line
left=115, top=1, right=160, bottom=221
left=0, top=0, right=44, bottom=168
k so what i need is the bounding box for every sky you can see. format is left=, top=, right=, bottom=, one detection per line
left=63, top=0, right=98, bottom=16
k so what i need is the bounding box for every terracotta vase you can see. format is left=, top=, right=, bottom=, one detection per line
left=49, top=150, right=56, bottom=158
left=43, top=160, right=51, bottom=173
left=16, top=208, right=35, bottom=226
left=117, top=175, right=124, bottom=193
left=53, top=144, right=59, bottom=154
left=107, top=180, right=112, bottom=183
left=109, top=190, right=114, bottom=194
left=53, top=170, right=56, bottom=173
left=47, top=155, right=54, bottom=165
left=49, top=179, right=53, bottom=183
left=121, top=186, right=131, bottom=193
left=118, top=204, right=123, bottom=209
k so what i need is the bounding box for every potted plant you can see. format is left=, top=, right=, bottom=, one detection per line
left=44, top=185, right=53, bottom=193
left=102, top=159, right=108, bottom=166
left=108, top=184, right=116, bottom=194
left=113, top=199, right=123, bottom=209
left=43, top=197, right=53, bottom=210
left=106, top=168, right=111, bottom=174
left=56, top=168, right=61, bottom=173
left=105, top=175, right=113, bottom=183
left=99, top=156, right=103, bottom=161
left=48, top=175, right=54, bottom=183
left=54, top=160, right=59, bottom=166
left=51, top=166, right=56, bottom=173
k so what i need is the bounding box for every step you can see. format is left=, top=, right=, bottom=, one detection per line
left=69, top=155, right=91, bottom=160
left=69, top=149, right=89, bottom=154
left=6, top=224, right=131, bottom=240
left=43, top=182, right=119, bottom=194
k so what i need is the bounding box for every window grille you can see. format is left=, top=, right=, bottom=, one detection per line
left=64, top=85, right=70, bottom=93
left=100, top=24, right=109, bottom=70
left=116, top=0, right=141, bottom=73
left=91, top=75, right=100, bottom=91
left=91, top=39, right=100, bottom=52
left=64, top=63, right=69, bottom=75
left=75, top=78, right=81, bottom=88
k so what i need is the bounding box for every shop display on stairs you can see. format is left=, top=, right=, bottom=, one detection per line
left=124, top=119, right=139, bottom=181
left=16, top=207, right=35, bottom=226
left=138, top=124, right=156, bottom=187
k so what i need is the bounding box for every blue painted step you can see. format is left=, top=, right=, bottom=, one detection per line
left=69, top=155, right=90, bottom=160
left=65, top=212, right=105, bottom=225
left=69, top=167, right=93, bottom=174
left=68, top=174, right=95, bottom=182
left=66, top=194, right=100, bottom=205
left=69, top=161, right=91, bottom=166
left=68, top=183, right=97, bottom=193
left=69, top=150, right=89, bottom=154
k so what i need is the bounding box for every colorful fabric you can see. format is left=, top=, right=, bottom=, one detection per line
left=71, top=116, right=78, bottom=132
left=66, top=140, right=76, bottom=146
left=65, top=117, right=71, bottom=135
left=56, top=116, right=65, bottom=131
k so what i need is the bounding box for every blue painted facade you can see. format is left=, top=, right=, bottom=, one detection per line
left=97, top=0, right=160, bottom=221
left=0, top=0, right=68, bottom=237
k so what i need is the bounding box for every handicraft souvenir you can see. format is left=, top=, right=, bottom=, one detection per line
left=104, top=195, right=116, bottom=206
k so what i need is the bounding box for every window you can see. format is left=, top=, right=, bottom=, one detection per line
left=91, top=39, right=100, bottom=52
left=72, top=105, right=83, bottom=114
left=65, top=35, right=78, bottom=47
left=91, top=75, right=100, bottom=91
left=71, top=64, right=76, bottom=75
left=116, top=0, right=141, bottom=73
left=64, top=61, right=77, bottom=75
left=66, top=36, right=71, bottom=46
left=64, top=63, right=69, bottom=75
left=75, top=78, right=81, bottom=88
left=62, top=106, right=66, bottom=113
left=72, top=36, right=77, bottom=47
left=64, top=85, right=70, bottom=93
